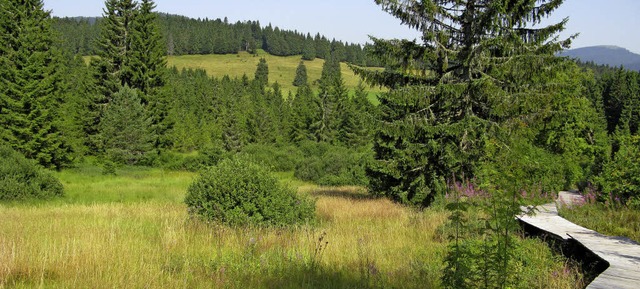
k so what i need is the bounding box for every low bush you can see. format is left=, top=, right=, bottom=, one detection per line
left=237, top=143, right=303, bottom=172
left=294, top=141, right=372, bottom=186
left=184, top=157, right=315, bottom=226
left=0, top=146, right=64, bottom=201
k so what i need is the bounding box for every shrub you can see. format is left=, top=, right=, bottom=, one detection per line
left=237, top=144, right=302, bottom=172
left=184, top=157, right=315, bottom=226
left=294, top=142, right=371, bottom=186
left=0, top=146, right=64, bottom=201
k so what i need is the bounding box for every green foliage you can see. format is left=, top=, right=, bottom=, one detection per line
left=292, top=61, right=308, bottom=87
left=0, top=0, right=72, bottom=169
left=184, top=157, right=316, bottom=226
left=294, top=142, right=372, bottom=186
left=254, top=57, right=269, bottom=87
left=237, top=143, right=303, bottom=172
left=100, top=86, right=153, bottom=165
left=0, top=145, right=63, bottom=201
left=597, top=134, right=640, bottom=201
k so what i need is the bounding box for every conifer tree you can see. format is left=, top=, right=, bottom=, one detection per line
left=0, top=0, right=72, bottom=168
left=100, top=85, right=152, bottom=165
left=292, top=61, right=308, bottom=87
left=314, top=53, right=346, bottom=143
left=358, top=0, right=574, bottom=207
left=92, top=0, right=138, bottom=101
left=254, top=58, right=269, bottom=87
left=130, top=0, right=166, bottom=97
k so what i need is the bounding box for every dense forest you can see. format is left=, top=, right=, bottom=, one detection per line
left=52, top=13, right=381, bottom=67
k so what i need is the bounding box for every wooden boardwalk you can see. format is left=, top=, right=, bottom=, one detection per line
left=518, top=192, right=640, bottom=289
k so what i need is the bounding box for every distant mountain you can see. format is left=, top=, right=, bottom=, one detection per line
left=559, top=46, right=640, bottom=71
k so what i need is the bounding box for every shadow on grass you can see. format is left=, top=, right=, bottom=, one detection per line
left=309, top=187, right=375, bottom=201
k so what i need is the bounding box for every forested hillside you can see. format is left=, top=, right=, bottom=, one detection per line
left=53, top=13, right=381, bottom=67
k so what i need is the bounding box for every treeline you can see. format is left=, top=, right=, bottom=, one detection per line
left=52, top=14, right=381, bottom=66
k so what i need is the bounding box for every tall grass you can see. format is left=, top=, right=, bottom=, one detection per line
left=560, top=203, right=640, bottom=243
left=0, top=166, right=582, bottom=288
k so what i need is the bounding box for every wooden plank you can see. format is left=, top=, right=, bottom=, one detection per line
left=518, top=192, right=640, bottom=289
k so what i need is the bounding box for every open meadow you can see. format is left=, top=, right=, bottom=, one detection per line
left=166, top=50, right=385, bottom=101
left=0, top=165, right=583, bottom=288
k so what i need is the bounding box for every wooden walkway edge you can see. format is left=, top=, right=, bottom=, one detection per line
left=517, top=191, right=640, bottom=289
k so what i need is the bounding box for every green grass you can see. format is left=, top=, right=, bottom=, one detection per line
left=0, top=166, right=583, bottom=288
left=167, top=50, right=385, bottom=102
left=560, top=203, right=640, bottom=243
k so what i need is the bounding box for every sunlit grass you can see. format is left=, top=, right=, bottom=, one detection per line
left=0, top=166, right=583, bottom=288
left=560, top=204, right=640, bottom=243
left=166, top=50, right=384, bottom=102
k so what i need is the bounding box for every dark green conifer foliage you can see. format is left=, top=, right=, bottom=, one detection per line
left=100, top=85, right=152, bottom=165
left=292, top=61, right=308, bottom=87
left=0, top=0, right=72, bottom=168
left=360, top=0, right=574, bottom=207
left=92, top=0, right=138, bottom=100
left=314, top=53, right=347, bottom=143
left=254, top=58, right=269, bottom=87
left=130, top=0, right=166, bottom=97
left=302, top=37, right=316, bottom=61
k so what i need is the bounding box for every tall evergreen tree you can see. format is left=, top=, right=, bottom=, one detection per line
left=0, top=0, right=72, bottom=168
left=100, top=85, right=152, bottom=165
left=292, top=61, right=308, bottom=87
left=130, top=0, right=166, bottom=97
left=92, top=0, right=138, bottom=100
left=254, top=58, right=269, bottom=87
left=357, top=0, right=575, bottom=207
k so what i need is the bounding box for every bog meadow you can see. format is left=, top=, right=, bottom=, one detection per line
left=2, top=0, right=640, bottom=288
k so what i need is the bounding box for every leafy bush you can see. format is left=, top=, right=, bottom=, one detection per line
left=237, top=144, right=303, bottom=172
left=0, top=146, right=64, bottom=201
left=184, top=157, right=315, bottom=226
left=294, top=142, right=371, bottom=186
left=156, top=145, right=228, bottom=172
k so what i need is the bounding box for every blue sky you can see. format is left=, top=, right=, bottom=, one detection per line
left=43, top=0, right=640, bottom=53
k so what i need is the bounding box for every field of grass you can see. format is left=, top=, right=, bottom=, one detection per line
left=560, top=203, right=640, bottom=243
left=167, top=50, right=385, bottom=100
left=0, top=166, right=583, bottom=288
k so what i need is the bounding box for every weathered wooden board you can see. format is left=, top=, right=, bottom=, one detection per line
left=518, top=191, right=640, bottom=289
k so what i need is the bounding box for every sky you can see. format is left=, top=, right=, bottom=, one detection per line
left=43, top=0, right=640, bottom=54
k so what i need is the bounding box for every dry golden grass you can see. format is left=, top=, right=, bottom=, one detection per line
left=0, top=168, right=583, bottom=288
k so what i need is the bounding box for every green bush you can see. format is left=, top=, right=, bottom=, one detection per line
left=0, top=146, right=64, bottom=201
left=294, top=142, right=371, bottom=186
left=237, top=144, right=303, bottom=172
left=184, top=157, right=315, bottom=226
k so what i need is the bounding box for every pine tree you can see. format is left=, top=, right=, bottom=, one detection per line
left=92, top=0, right=138, bottom=101
left=100, top=85, right=152, bottom=165
left=254, top=58, right=269, bottom=87
left=302, top=37, right=316, bottom=61
left=359, top=0, right=574, bottom=207
left=314, top=53, right=346, bottom=143
left=292, top=61, right=308, bottom=87
left=0, top=0, right=72, bottom=168
left=130, top=0, right=166, bottom=97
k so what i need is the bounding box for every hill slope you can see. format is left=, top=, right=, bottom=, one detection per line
left=166, top=50, right=385, bottom=98
left=559, top=46, right=640, bottom=71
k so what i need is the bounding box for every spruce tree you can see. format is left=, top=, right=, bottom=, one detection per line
left=92, top=0, right=138, bottom=100
left=292, top=61, right=308, bottom=87
left=254, top=58, right=269, bottom=87
left=358, top=0, right=574, bottom=207
left=130, top=0, right=166, bottom=97
left=100, top=85, right=152, bottom=165
left=0, top=0, right=72, bottom=168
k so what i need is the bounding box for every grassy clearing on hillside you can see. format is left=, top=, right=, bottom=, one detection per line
left=0, top=166, right=582, bottom=288
left=167, top=50, right=385, bottom=101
